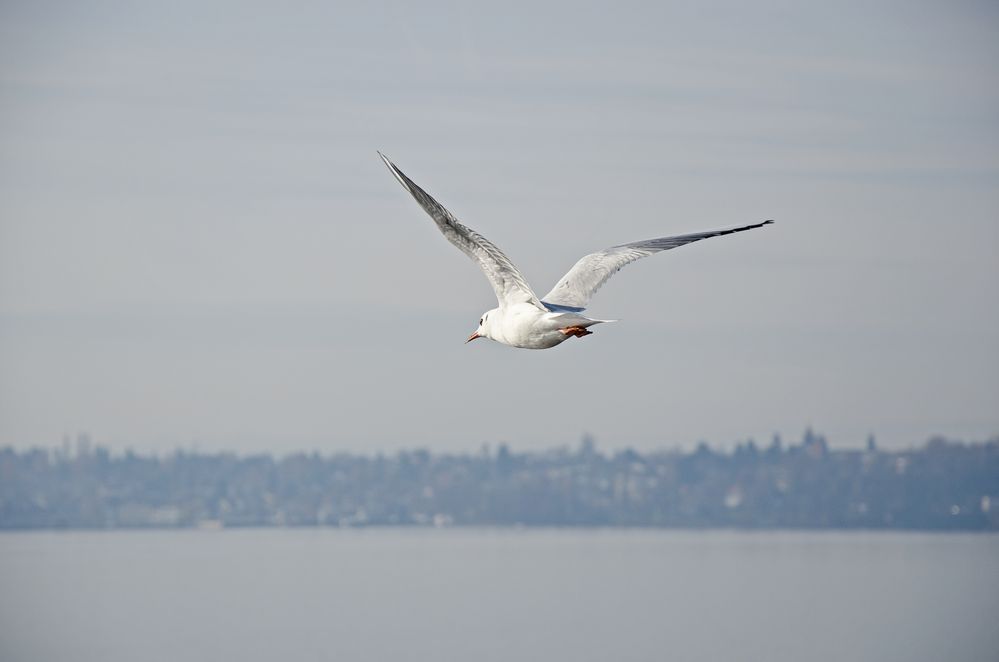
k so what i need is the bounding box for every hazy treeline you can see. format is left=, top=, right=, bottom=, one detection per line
left=2, top=431, right=997, bottom=530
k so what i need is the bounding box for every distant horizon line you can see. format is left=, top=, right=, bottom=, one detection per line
left=7, top=428, right=998, bottom=461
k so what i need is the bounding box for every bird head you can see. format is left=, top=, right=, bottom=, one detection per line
left=466, top=308, right=497, bottom=344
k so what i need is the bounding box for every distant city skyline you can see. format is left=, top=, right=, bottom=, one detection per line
left=1, top=1, right=997, bottom=454
left=4, top=430, right=997, bottom=531
left=34, top=426, right=998, bottom=458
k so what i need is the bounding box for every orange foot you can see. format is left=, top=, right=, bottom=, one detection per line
left=559, top=326, right=592, bottom=338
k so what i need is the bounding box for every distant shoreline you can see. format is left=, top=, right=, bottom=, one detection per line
left=4, top=431, right=997, bottom=532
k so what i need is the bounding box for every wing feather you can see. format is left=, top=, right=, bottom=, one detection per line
left=379, top=153, right=543, bottom=310
left=541, top=220, right=773, bottom=310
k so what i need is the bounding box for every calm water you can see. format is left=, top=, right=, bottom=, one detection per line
left=1, top=529, right=996, bottom=662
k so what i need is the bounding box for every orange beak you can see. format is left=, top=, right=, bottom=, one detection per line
left=465, top=332, right=481, bottom=344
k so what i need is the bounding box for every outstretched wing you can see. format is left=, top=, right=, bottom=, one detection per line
left=378, top=152, right=544, bottom=310
left=541, top=220, right=774, bottom=311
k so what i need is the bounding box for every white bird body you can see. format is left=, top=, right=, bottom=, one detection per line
left=378, top=152, right=772, bottom=350
left=479, top=303, right=608, bottom=350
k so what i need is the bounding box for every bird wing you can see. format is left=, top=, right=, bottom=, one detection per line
left=540, top=220, right=774, bottom=311
left=379, top=152, right=544, bottom=310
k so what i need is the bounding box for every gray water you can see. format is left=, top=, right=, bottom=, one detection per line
left=1, top=529, right=996, bottom=662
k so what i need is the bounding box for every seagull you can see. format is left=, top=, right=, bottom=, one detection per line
left=378, top=152, right=772, bottom=350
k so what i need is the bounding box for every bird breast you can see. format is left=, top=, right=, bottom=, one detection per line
left=491, top=305, right=570, bottom=350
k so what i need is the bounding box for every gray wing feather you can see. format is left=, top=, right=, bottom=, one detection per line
left=541, top=220, right=774, bottom=310
left=379, top=152, right=543, bottom=310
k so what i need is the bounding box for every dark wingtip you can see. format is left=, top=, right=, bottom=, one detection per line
left=377, top=152, right=413, bottom=192
left=763, top=219, right=775, bottom=225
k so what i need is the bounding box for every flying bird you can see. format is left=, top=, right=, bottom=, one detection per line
left=378, top=152, right=772, bottom=350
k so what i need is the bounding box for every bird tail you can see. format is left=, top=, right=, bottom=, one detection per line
left=581, top=317, right=618, bottom=327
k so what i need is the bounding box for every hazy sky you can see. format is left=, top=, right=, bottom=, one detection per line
left=1, top=1, right=997, bottom=454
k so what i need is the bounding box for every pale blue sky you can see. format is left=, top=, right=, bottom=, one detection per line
left=1, top=1, right=997, bottom=453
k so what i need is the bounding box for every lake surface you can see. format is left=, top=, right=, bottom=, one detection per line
left=1, top=529, right=996, bottom=662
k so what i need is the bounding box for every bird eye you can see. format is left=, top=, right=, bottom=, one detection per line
left=479, top=318, right=483, bottom=325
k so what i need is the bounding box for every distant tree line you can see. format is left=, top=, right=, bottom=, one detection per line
left=1, top=430, right=997, bottom=530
